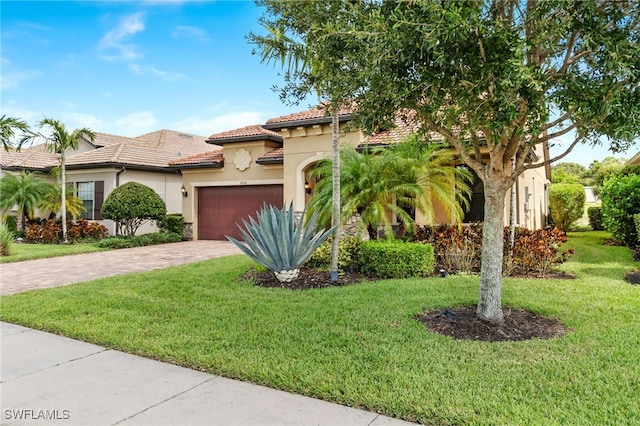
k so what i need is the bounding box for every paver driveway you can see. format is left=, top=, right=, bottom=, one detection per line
left=0, top=241, right=243, bottom=295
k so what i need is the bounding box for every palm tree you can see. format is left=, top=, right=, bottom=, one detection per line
left=38, top=118, right=95, bottom=242
left=252, top=23, right=343, bottom=281
left=1, top=115, right=34, bottom=152
left=308, top=136, right=471, bottom=239
left=39, top=184, right=87, bottom=220
left=0, top=171, right=54, bottom=232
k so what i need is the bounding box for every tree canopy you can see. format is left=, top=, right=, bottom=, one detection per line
left=253, top=0, right=640, bottom=323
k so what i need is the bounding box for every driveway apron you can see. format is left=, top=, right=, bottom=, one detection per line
left=0, top=241, right=243, bottom=295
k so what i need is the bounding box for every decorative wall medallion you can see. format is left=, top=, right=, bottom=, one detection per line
left=234, top=149, right=251, bottom=171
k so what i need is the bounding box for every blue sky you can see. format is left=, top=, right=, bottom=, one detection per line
left=1, top=0, right=310, bottom=139
left=1, top=0, right=635, bottom=166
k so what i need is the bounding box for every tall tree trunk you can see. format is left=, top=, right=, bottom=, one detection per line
left=477, top=179, right=508, bottom=323
left=330, top=109, right=340, bottom=282
left=61, top=151, right=68, bottom=243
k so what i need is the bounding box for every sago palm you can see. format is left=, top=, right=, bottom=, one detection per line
left=38, top=118, right=95, bottom=242
left=0, top=171, right=54, bottom=231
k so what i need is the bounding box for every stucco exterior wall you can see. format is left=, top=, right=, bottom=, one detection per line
left=180, top=140, right=285, bottom=240
left=280, top=123, right=362, bottom=212
left=66, top=168, right=182, bottom=235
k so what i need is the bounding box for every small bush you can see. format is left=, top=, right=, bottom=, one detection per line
left=67, top=218, right=108, bottom=242
left=587, top=206, right=604, bottom=231
left=410, top=224, right=571, bottom=277
left=41, top=220, right=63, bottom=243
left=306, top=235, right=362, bottom=271
left=505, top=227, right=571, bottom=277
left=601, top=174, right=640, bottom=246
left=548, top=184, right=586, bottom=231
left=25, top=219, right=107, bottom=243
left=158, top=214, right=184, bottom=235
left=635, top=214, right=640, bottom=241
left=358, top=241, right=435, bottom=278
left=411, top=223, right=482, bottom=273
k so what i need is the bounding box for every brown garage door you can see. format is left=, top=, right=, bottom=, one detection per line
left=198, top=185, right=284, bottom=240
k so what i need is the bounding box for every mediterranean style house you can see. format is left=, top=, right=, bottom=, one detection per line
left=1, top=107, right=550, bottom=239
left=1, top=129, right=216, bottom=235
left=172, top=106, right=550, bottom=240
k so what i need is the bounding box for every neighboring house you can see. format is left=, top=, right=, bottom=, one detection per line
left=172, top=106, right=550, bottom=240
left=1, top=130, right=217, bottom=235
left=626, top=151, right=640, bottom=166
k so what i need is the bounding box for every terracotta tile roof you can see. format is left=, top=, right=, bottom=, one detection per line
left=206, top=125, right=281, bottom=142
left=135, top=129, right=213, bottom=157
left=256, top=147, right=284, bottom=164
left=91, top=132, right=140, bottom=147
left=169, top=148, right=224, bottom=166
left=2, top=129, right=214, bottom=171
left=361, top=114, right=444, bottom=147
left=265, top=105, right=353, bottom=125
left=0, top=144, right=59, bottom=170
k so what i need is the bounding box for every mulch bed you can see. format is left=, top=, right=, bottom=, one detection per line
left=625, top=269, right=640, bottom=285
left=246, top=268, right=570, bottom=341
left=247, top=267, right=366, bottom=290
left=414, top=306, right=569, bottom=341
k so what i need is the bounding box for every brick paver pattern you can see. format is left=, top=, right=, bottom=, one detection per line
left=0, top=241, right=243, bottom=295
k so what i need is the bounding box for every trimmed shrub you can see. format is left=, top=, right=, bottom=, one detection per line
left=548, top=183, right=586, bottom=231
left=158, top=214, right=184, bottom=235
left=101, top=182, right=167, bottom=236
left=358, top=241, right=435, bottom=278
left=587, top=206, right=604, bottom=231
left=306, top=235, right=362, bottom=271
left=601, top=174, right=640, bottom=246
left=96, top=232, right=181, bottom=249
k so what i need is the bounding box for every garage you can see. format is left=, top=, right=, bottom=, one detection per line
left=198, top=185, right=284, bottom=240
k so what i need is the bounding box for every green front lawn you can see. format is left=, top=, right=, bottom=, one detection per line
left=1, top=232, right=638, bottom=425
left=0, top=242, right=107, bottom=263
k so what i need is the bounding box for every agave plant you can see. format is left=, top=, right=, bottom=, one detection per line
left=227, top=203, right=335, bottom=282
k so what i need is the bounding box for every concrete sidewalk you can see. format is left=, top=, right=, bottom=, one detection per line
left=1, top=322, right=414, bottom=426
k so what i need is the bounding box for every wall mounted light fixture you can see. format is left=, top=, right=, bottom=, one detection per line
left=181, top=184, right=188, bottom=197
left=304, top=181, right=312, bottom=194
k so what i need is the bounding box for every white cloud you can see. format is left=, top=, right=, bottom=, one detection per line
left=62, top=112, right=106, bottom=131
left=0, top=100, right=41, bottom=123
left=171, top=25, right=211, bottom=42
left=128, top=63, right=185, bottom=81
left=98, top=13, right=145, bottom=61
left=0, top=57, right=41, bottom=90
left=116, top=111, right=159, bottom=136
left=173, top=111, right=267, bottom=137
